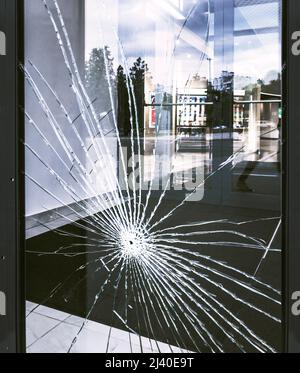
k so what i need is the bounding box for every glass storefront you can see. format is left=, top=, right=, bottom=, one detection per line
left=25, top=0, right=282, bottom=353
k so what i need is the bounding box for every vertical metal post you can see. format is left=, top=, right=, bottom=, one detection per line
left=0, top=0, right=25, bottom=353
left=211, top=0, right=234, bottom=203
left=282, top=0, right=300, bottom=354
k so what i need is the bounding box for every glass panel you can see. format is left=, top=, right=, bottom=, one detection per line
left=25, top=0, right=282, bottom=353
left=233, top=1, right=281, bottom=195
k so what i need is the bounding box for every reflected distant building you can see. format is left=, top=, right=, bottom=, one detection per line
left=213, top=71, right=234, bottom=92
left=176, top=74, right=208, bottom=129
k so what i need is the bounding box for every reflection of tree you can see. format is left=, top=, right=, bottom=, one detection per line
left=261, top=74, right=281, bottom=124
left=130, top=57, right=148, bottom=135
left=117, top=65, right=130, bottom=136
left=242, top=72, right=281, bottom=126
left=243, top=73, right=281, bottom=97
left=85, top=52, right=147, bottom=136
left=85, top=47, right=116, bottom=117
left=261, top=73, right=281, bottom=95
left=207, top=71, right=234, bottom=128
left=117, top=57, right=148, bottom=137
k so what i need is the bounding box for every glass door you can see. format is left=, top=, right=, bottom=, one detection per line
left=25, top=0, right=282, bottom=353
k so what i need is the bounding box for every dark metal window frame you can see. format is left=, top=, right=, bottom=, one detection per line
left=282, top=0, right=300, bottom=354
left=0, top=0, right=25, bottom=353
left=0, top=0, right=299, bottom=353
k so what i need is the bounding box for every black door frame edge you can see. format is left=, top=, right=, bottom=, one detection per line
left=282, top=0, right=300, bottom=354
left=0, top=0, right=25, bottom=353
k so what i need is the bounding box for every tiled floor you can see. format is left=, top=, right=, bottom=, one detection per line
left=26, top=302, right=188, bottom=354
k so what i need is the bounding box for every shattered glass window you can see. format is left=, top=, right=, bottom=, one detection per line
left=25, top=0, right=282, bottom=353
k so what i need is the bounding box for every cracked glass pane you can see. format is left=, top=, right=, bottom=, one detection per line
left=25, top=0, right=282, bottom=353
